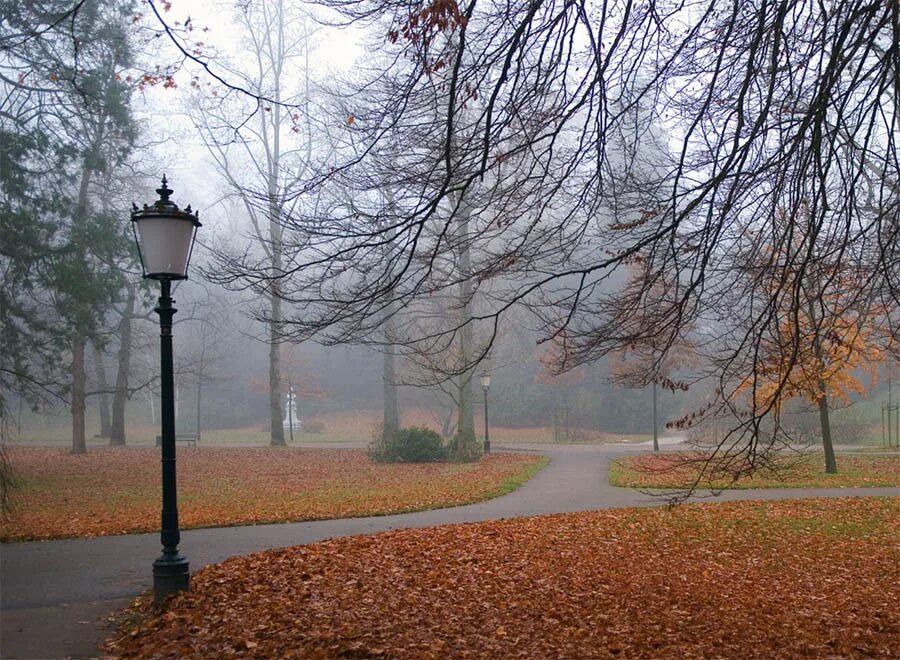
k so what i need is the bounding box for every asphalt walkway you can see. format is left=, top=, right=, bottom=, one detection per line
left=1, top=443, right=897, bottom=659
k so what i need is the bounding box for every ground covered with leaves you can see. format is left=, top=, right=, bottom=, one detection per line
left=0, top=447, right=546, bottom=541
left=105, top=497, right=899, bottom=658
left=609, top=451, right=899, bottom=490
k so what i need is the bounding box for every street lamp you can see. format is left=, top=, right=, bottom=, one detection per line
left=131, top=176, right=201, bottom=601
left=479, top=370, right=491, bottom=454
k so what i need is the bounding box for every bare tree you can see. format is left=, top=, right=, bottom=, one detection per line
left=146, top=2, right=897, bottom=479
left=192, top=0, right=315, bottom=446
left=313, top=2, right=897, bottom=469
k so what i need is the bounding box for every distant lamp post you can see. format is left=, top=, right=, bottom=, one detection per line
left=131, top=176, right=201, bottom=601
left=479, top=370, right=491, bottom=454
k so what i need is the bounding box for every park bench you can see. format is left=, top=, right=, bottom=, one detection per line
left=155, top=433, right=198, bottom=447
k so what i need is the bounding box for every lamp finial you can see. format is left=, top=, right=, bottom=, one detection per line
left=156, top=175, right=173, bottom=206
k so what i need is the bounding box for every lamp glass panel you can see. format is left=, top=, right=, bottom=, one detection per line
left=480, top=374, right=491, bottom=389
left=135, top=216, right=195, bottom=277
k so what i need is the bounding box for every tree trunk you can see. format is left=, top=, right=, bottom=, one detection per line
left=70, top=159, right=93, bottom=456
left=652, top=381, right=659, bottom=452
left=92, top=342, right=111, bottom=438
left=266, top=44, right=286, bottom=447
left=817, top=389, right=837, bottom=473
left=442, top=407, right=456, bottom=438
left=196, top=342, right=205, bottom=442
left=452, top=194, right=478, bottom=460
left=71, top=335, right=87, bottom=454
left=382, top=336, right=400, bottom=445
left=267, top=85, right=286, bottom=445
left=379, top=192, right=401, bottom=447
left=811, top=326, right=837, bottom=473
left=269, top=292, right=285, bottom=446
left=807, top=296, right=837, bottom=473
left=110, top=284, right=135, bottom=445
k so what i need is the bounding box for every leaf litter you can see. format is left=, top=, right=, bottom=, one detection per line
left=105, top=497, right=899, bottom=658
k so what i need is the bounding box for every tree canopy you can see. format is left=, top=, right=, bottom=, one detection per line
left=5, top=0, right=898, bottom=467
left=240, top=1, right=899, bottom=450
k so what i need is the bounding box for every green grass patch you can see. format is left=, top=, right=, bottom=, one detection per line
left=484, top=455, right=549, bottom=498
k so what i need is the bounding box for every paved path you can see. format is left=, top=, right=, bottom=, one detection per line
left=2, top=444, right=897, bottom=659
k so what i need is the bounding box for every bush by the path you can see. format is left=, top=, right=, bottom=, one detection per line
left=0, top=447, right=546, bottom=541
left=105, top=497, right=900, bottom=658
left=610, top=451, right=899, bottom=490
left=368, top=427, right=447, bottom=463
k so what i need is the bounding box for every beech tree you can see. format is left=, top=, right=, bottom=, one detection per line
left=732, top=208, right=888, bottom=473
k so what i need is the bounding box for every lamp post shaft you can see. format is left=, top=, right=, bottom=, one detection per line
left=153, top=279, right=189, bottom=601
left=483, top=389, right=490, bottom=454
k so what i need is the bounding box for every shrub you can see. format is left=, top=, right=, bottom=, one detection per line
left=369, top=427, right=447, bottom=463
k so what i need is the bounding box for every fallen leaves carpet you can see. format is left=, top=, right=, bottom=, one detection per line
left=611, top=451, right=900, bottom=489
left=1, top=447, right=545, bottom=541
left=106, top=496, right=899, bottom=658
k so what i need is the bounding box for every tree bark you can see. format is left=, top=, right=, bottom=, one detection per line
left=0, top=445, right=13, bottom=514
left=70, top=159, right=93, bottom=455
left=816, top=387, right=837, bottom=473
left=71, top=335, right=87, bottom=454
left=267, top=96, right=286, bottom=446
left=442, top=407, right=456, bottom=438
left=269, top=291, right=285, bottom=446
left=92, top=342, right=111, bottom=438
left=110, top=283, right=135, bottom=445
left=266, top=24, right=287, bottom=447
left=196, top=341, right=205, bottom=442
left=380, top=190, right=400, bottom=446
left=453, top=194, right=478, bottom=460
left=382, top=314, right=400, bottom=445
left=807, top=295, right=837, bottom=473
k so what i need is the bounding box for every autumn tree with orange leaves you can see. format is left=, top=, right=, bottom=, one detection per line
left=738, top=293, right=885, bottom=474
left=735, top=209, right=888, bottom=473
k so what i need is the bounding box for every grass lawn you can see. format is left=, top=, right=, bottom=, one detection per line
left=0, top=447, right=547, bottom=542
left=609, top=451, right=900, bottom=489
left=105, top=497, right=900, bottom=658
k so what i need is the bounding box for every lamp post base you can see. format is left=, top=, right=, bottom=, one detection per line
left=483, top=439, right=490, bottom=454
left=153, top=552, right=190, bottom=602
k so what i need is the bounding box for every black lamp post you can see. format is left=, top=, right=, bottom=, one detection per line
left=131, top=176, right=201, bottom=602
left=479, top=371, right=491, bottom=454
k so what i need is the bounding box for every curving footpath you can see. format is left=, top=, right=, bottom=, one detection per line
left=1, top=443, right=897, bottom=659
